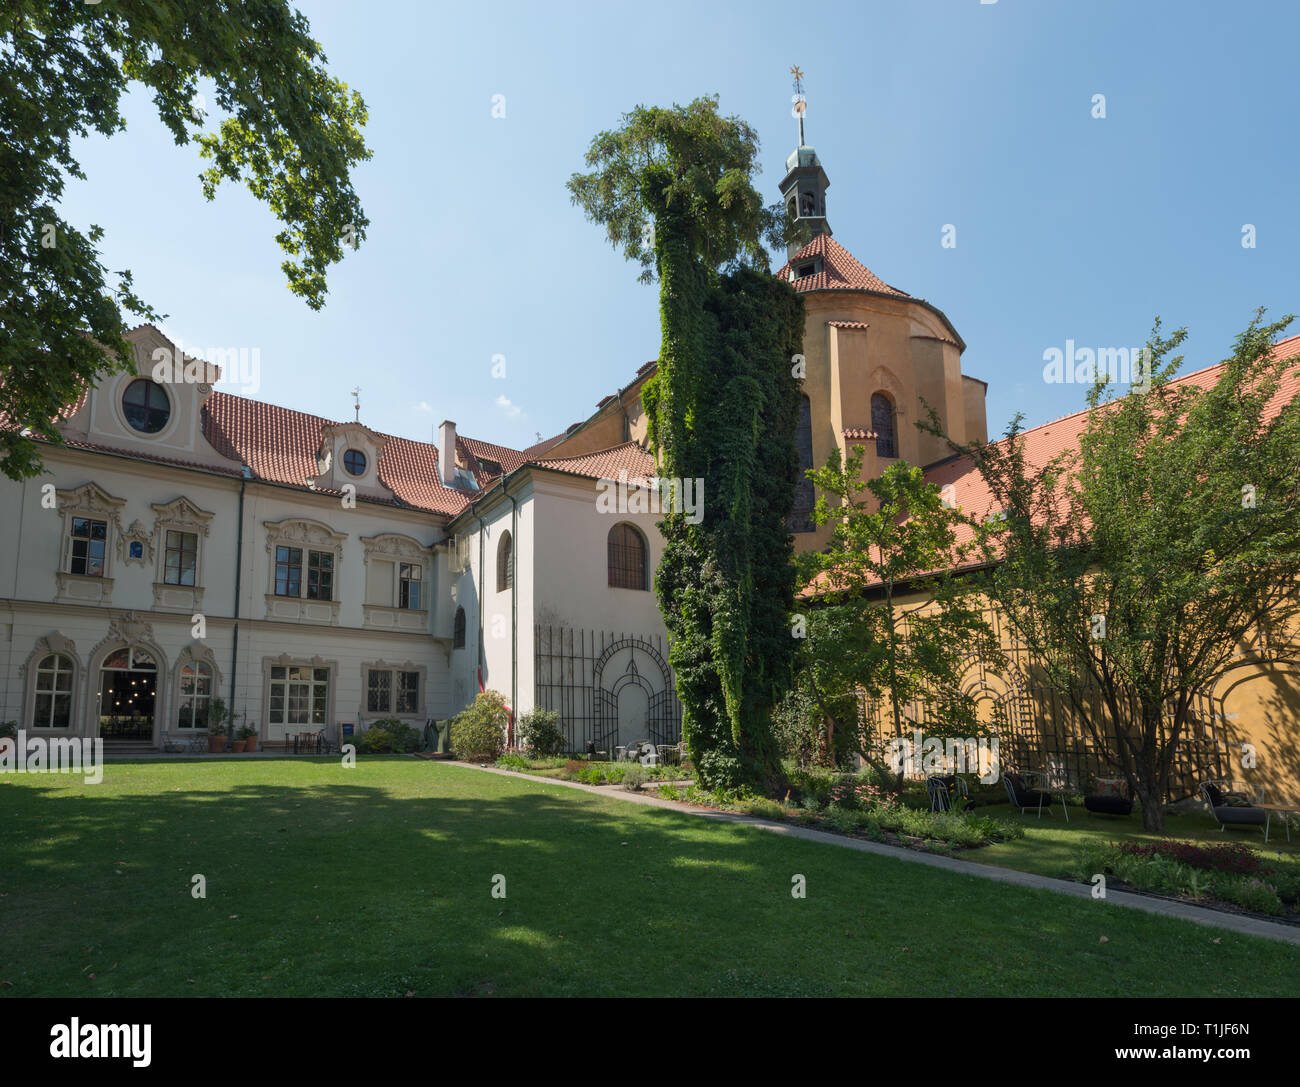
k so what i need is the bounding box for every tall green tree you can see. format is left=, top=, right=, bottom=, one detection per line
left=569, top=97, right=802, bottom=792
left=924, top=312, right=1300, bottom=830
left=795, top=452, right=1002, bottom=784
left=1, top=0, right=370, bottom=479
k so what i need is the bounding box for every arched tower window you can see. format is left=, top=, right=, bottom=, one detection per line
left=607, top=523, right=648, bottom=590
left=453, top=606, right=467, bottom=649
left=789, top=395, right=816, bottom=534
left=871, top=392, right=898, bottom=459
left=496, top=532, right=513, bottom=593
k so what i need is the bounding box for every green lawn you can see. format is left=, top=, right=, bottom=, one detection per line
left=1, top=758, right=1297, bottom=997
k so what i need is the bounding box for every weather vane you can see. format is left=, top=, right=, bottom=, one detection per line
left=351, top=386, right=361, bottom=422
left=790, top=65, right=807, bottom=146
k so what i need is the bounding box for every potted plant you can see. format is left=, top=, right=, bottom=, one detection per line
left=240, top=723, right=259, bottom=753
left=207, top=697, right=230, bottom=753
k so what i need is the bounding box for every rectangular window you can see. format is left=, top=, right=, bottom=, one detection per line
left=367, top=669, right=392, bottom=714
left=275, top=546, right=302, bottom=597
left=307, top=550, right=333, bottom=601
left=68, top=517, right=107, bottom=577
left=397, top=671, right=419, bottom=714
left=268, top=665, right=329, bottom=725
left=164, top=530, right=198, bottom=586
left=399, top=563, right=421, bottom=609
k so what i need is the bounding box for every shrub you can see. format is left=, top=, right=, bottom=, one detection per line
left=450, top=691, right=509, bottom=761
left=0, top=721, right=17, bottom=740
left=496, top=751, right=531, bottom=771
left=621, top=766, right=648, bottom=791
left=518, top=708, right=566, bottom=757
left=358, top=719, right=422, bottom=753
left=1210, top=876, right=1285, bottom=916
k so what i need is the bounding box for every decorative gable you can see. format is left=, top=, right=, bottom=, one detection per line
left=313, top=421, right=394, bottom=500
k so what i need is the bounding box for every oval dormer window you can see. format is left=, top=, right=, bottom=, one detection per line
left=343, top=448, right=367, bottom=476
left=123, top=378, right=171, bottom=434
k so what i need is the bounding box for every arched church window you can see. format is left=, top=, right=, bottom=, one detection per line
left=788, top=395, right=816, bottom=534
left=608, top=523, right=647, bottom=590
left=800, top=191, right=816, bottom=216
left=871, top=393, right=898, bottom=459
left=496, top=531, right=513, bottom=593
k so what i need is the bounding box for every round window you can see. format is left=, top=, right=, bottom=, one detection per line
left=343, top=448, right=367, bottom=476
left=122, top=379, right=171, bottom=434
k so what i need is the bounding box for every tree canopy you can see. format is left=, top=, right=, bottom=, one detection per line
left=925, top=311, right=1300, bottom=830
left=1, top=0, right=370, bottom=479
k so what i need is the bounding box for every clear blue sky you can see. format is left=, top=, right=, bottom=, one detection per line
left=61, top=0, right=1300, bottom=451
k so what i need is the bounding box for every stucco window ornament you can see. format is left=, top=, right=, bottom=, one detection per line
left=263, top=519, right=346, bottom=623
left=118, top=520, right=154, bottom=566
left=150, top=497, right=214, bottom=610
left=54, top=482, right=126, bottom=603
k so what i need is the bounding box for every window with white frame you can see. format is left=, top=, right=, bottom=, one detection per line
left=268, top=665, right=330, bottom=726
left=399, top=562, right=421, bottom=609
left=177, top=661, right=212, bottom=728
left=32, top=653, right=74, bottom=728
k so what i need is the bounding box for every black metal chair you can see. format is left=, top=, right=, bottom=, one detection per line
left=1200, top=781, right=1272, bottom=841
left=1004, top=771, right=1067, bottom=819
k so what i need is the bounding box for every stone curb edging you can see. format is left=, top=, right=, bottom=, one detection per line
left=450, top=760, right=1300, bottom=948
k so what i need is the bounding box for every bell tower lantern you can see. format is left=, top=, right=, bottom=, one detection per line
left=780, top=66, right=832, bottom=259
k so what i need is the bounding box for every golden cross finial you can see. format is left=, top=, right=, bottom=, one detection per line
left=351, top=386, right=361, bottom=422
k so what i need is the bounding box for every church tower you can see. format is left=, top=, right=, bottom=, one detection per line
left=777, top=67, right=988, bottom=553
left=780, top=67, right=832, bottom=261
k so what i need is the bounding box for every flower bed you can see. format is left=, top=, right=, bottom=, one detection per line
left=1067, top=840, right=1300, bottom=920
left=655, top=783, right=1024, bottom=852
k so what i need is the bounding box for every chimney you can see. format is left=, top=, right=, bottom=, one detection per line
left=439, top=420, right=458, bottom=487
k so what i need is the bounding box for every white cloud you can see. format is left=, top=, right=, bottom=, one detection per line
left=495, top=394, right=523, bottom=419
left=415, top=401, right=432, bottom=413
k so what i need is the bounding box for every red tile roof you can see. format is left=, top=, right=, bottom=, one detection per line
left=531, top=441, right=656, bottom=483
left=777, top=234, right=911, bottom=297
left=202, top=392, right=484, bottom=516
left=925, top=335, right=1300, bottom=550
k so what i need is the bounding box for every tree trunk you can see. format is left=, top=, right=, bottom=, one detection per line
left=1136, top=782, right=1165, bottom=832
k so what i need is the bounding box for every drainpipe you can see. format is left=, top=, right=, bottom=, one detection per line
left=227, top=470, right=248, bottom=751
left=506, top=482, right=519, bottom=748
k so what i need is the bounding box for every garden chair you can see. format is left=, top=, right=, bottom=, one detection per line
left=1199, top=781, right=1273, bottom=842
left=1003, top=771, right=1068, bottom=820
left=926, top=775, right=968, bottom=813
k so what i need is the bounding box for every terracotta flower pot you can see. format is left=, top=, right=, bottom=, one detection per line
left=244, top=735, right=258, bottom=753
left=208, top=735, right=226, bottom=753
left=232, top=739, right=247, bottom=753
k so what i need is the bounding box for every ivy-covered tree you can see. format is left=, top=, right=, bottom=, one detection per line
left=1, top=1, right=371, bottom=479
left=795, top=452, right=1003, bottom=784
left=923, top=312, right=1300, bottom=831
left=569, top=97, right=802, bottom=792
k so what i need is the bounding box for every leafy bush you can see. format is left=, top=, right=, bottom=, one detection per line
left=518, top=708, right=566, bottom=757
left=450, top=691, right=509, bottom=761
left=496, top=751, right=531, bottom=771
left=1210, top=876, right=1284, bottom=916
left=357, top=720, right=422, bottom=754
left=0, top=721, right=17, bottom=740
left=622, top=766, right=648, bottom=791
